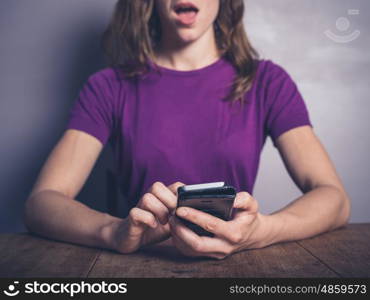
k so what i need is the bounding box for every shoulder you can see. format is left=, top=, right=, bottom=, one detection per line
left=254, top=59, right=293, bottom=84
left=87, top=67, right=123, bottom=85
left=84, top=67, right=128, bottom=99
left=252, top=59, right=300, bottom=102
left=76, top=67, right=129, bottom=114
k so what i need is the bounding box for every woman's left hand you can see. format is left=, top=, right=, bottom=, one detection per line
left=168, top=192, right=271, bottom=259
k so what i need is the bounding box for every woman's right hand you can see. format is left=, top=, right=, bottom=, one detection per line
left=110, top=181, right=185, bottom=254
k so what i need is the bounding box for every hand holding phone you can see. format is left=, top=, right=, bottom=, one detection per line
left=176, top=181, right=237, bottom=236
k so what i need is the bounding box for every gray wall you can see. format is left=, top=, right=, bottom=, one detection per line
left=248, top=0, right=370, bottom=222
left=0, top=0, right=369, bottom=233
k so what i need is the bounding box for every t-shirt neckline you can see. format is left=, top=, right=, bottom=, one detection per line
left=148, top=56, right=227, bottom=76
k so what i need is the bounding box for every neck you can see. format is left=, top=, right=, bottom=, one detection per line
left=153, top=27, right=220, bottom=71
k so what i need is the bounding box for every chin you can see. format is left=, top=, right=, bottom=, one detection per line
left=175, top=29, right=201, bottom=44
left=178, top=35, right=198, bottom=44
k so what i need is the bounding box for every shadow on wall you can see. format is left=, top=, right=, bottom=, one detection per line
left=0, top=1, right=117, bottom=233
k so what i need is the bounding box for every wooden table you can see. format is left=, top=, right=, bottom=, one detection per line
left=0, top=224, right=369, bottom=278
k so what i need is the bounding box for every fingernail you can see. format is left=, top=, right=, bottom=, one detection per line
left=177, top=207, right=188, bottom=217
left=235, top=196, right=243, bottom=207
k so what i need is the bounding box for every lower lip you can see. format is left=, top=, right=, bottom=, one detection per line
left=174, top=10, right=198, bottom=26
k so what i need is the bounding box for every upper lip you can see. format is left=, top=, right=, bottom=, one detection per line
left=173, top=2, right=199, bottom=13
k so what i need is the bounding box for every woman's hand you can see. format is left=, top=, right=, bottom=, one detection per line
left=169, top=191, right=271, bottom=259
left=111, top=181, right=185, bottom=254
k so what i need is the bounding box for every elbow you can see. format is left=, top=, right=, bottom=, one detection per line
left=23, top=189, right=70, bottom=235
left=316, top=183, right=351, bottom=230
left=334, top=188, right=351, bottom=229
left=23, top=191, right=44, bottom=234
left=314, top=182, right=351, bottom=230
left=23, top=194, right=36, bottom=233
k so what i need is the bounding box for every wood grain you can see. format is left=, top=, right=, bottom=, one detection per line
left=298, top=223, right=370, bottom=277
left=0, top=233, right=99, bottom=277
left=88, top=238, right=337, bottom=278
left=0, top=224, right=368, bottom=277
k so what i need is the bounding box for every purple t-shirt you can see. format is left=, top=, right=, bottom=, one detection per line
left=66, top=58, right=312, bottom=208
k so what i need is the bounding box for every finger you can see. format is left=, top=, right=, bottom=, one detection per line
left=170, top=218, right=217, bottom=258
left=175, top=206, right=233, bottom=240
left=167, top=181, right=186, bottom=197
left=230, top=193, right=258, bottom=226
left=172, top=234, right=228, bottom=260
left=232, top=192, right=259, bottom=215
left=147, top=181, right=178, bottom=212
left=169, top=217, right=233, bottom=259
left=176, top=206, right=257, bottom=245
left=138, top=193, right=170, bottom=224
left=171, top=230, right=198, bottom=257
left=169, top=216, right=203, bottom=252
left=128, top=207, right=157, bottom=237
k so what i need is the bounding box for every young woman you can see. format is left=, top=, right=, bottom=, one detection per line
left=24, top=0, right=351, bottom=260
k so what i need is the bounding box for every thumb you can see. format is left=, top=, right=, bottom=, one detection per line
left=233, top=192, right=258, bottom=212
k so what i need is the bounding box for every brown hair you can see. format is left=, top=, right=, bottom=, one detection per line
left=101, top=0, right=259, bottom=104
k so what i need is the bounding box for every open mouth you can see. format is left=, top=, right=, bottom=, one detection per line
left=173, top=2, right=199, bottom=25
left=174, top=2, right=199, bottom=14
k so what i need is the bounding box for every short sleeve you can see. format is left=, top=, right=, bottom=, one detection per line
left=264, top=61, right=312, bottom=147
left=66, top=70, right=115, bottom=146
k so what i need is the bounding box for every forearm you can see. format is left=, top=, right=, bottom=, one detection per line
left=260, top=185, right=351, bottom=247
left=23, top=190, right=121, bottom=250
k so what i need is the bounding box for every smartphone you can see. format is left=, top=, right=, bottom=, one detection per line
left=176, top=181, right=237, bottom=237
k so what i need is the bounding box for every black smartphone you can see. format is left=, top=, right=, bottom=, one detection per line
left=176, top=181, right=237, bottom=237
